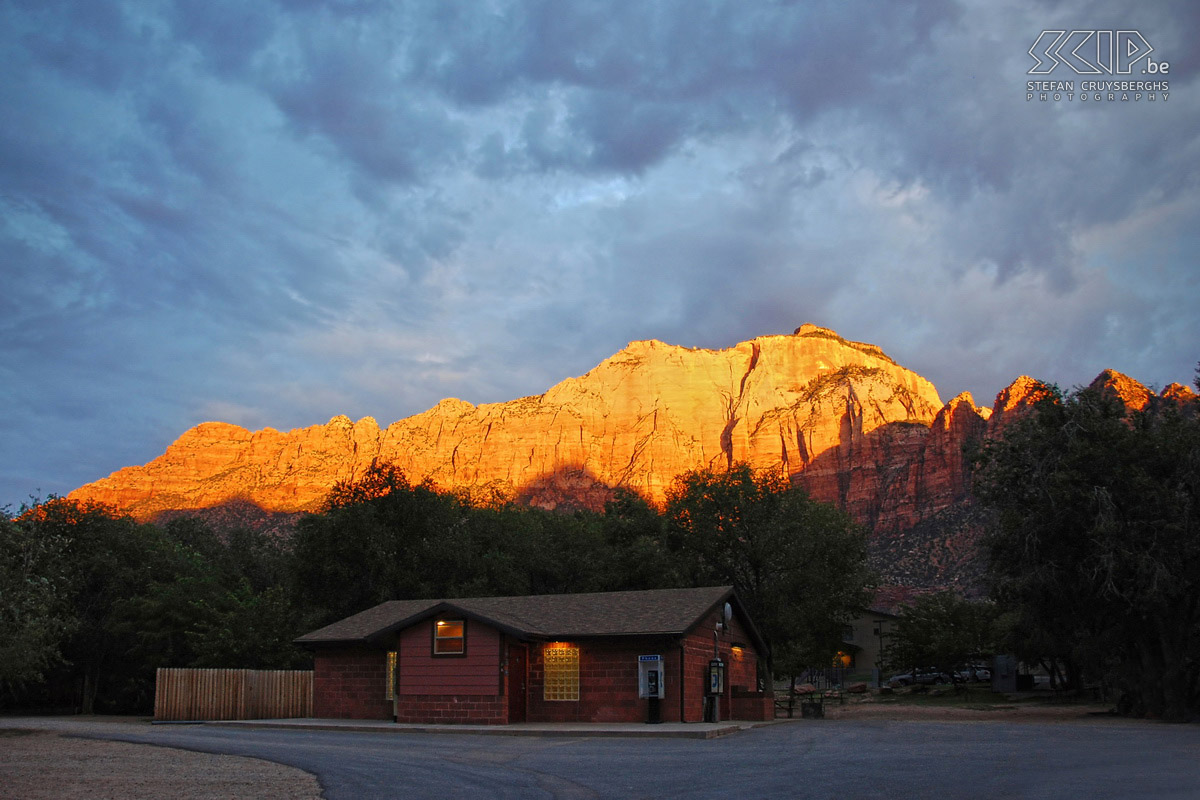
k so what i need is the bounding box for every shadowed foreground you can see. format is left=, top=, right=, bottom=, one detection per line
left=3, top=713, right=1198, bottom=800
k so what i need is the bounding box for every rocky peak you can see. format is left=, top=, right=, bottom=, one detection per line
left=987, top=375, right=1055, bottom=435
left=1161, top=382, right=1197, bottom=403
left=1089, top=369, right=1154, bottom=411
left=70, top=327, right=948, bottom=518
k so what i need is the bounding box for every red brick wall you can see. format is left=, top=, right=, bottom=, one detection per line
left=394, top=695, right=507, bottom=724
left=680, top=628, right=715, bottom=722
left=678, top=605, right=771, bottom=722
left=731, top=689, right=775, bottom=721
left=527, top=638, right=678, bottom=723
left=313, top=649, right=392, bottom=720
left=518, top=607, right=771, bottom=724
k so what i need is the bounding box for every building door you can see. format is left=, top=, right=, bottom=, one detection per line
left=508, top=645, right=527, bottom=723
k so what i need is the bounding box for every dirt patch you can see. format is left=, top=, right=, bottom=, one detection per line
left=0, top=728, right=322, bottom=800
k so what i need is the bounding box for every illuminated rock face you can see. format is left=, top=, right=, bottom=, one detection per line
left=66, top=325, right=1170, bottom=559
left=71, top=325, right=956, bottom=519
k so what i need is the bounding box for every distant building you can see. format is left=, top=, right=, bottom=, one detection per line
left=296, top=586, right=774, bottom=724
left=840, top=607, right=900, bottom=678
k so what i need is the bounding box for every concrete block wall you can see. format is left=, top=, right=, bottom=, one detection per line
left=394, top=695, right=506, bottom=724
left=526, top=637, right=692, bottom=723
left=678, top=606, right=771, bottom=722
left=313, top=649, right=392, bottom=720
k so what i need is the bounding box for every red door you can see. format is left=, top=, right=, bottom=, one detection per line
left=508, top=645, right=527, bottom=723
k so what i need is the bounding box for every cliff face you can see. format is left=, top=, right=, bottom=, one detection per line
left=70, top=324, right=955, bottom=520
left=66, top=323, right=1179, bottom=592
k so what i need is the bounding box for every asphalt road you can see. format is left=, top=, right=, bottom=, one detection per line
left=14, top=718, right=1200, bottom=799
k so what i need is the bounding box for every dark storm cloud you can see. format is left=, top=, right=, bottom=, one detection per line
left=1, top=0, right=1197, bottom=505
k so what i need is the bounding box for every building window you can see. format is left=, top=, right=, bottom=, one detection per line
left=543, top=644, right=580, bottom=701
left=434, top=619, right=465, bottom=656
left=386, top=650, right=396, bottom=699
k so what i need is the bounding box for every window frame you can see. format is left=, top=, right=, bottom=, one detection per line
left=431, top=618, right=467, bottom=657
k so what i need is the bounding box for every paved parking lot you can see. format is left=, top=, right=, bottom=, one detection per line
left=3, top=716, right=1198, bottom=799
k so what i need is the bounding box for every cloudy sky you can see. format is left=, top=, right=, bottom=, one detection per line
left=2, top=0, right=1197, bottom=508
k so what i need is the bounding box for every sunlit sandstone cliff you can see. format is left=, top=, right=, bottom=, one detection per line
left=69, top=324, right=1188, bottom=591
left=72, top=325, right=962, bottom=519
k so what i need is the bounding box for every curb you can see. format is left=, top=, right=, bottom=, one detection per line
left=205, top=719, right=768, bottom=739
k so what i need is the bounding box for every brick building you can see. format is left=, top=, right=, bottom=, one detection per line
left=295, top=586, right=774, bottom=724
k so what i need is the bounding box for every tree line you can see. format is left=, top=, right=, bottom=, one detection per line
left=864, top=373, right=1200, bottom=722
left=6, top=370, right=1197, bottom=721
left=1, top=463, right=872, bottom=713
left=971, top=373, right=1200, bottom=721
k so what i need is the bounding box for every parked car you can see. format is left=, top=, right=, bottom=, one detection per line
left=886, top=668, right=954, bottom=687
left=955, top=664, right=992, bottom=682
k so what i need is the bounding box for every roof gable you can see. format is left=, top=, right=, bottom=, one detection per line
left=296, top=586, right=751, bottom=648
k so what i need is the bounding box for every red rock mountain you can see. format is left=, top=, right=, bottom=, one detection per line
left=68, top=324, right=1183, bottom=591
left=71, top=325, right=952, bottom=516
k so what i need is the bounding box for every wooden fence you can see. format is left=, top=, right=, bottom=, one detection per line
left=154, top=668, right=313, bottom=721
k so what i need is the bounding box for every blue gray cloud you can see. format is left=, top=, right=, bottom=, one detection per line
left=2, top=0, right=1197, bottom=506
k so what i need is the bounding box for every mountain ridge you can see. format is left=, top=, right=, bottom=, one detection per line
left=67, top=324, right=1188, bottom=592
left=69, top=324, right=945, bottom=517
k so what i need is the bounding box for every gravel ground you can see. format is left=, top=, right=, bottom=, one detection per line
left=0, top=726, right=323, bottom=800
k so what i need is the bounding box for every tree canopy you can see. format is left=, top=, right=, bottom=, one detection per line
left=973, top=379, right=1200, bottom=720
left=4, top=460, right=878, bottom=710
left=664, top=463, right=875, bottom=675
left=888, top=591, right=998, bottom=680
left=2, top=498, right=307, bottom=713
left=0, top=514, right=73, bottom=688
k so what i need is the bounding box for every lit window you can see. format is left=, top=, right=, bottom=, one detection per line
left=386, top=651, right=396, bottom=699
left=543, top=644, right=580, bottom=701
left=434, top=619, right=465, bottom=655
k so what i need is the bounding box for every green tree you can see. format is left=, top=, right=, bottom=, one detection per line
left=6, top=499, right=309, bottom=711
left=323, top=461, right=414, bottom=509
left=0, top=514, right=73, bottom=692
left=664, top=463, right=875, bottom=676
left=290, top=464, right=467, bottom=625
left=973, top=379, right=1200, bottom=720
left=184, top=585, right=309, bottom=669
left=597, top=489, right=679, bottom=591
left=888, top=592, right=998, bottom=680
left=13, top=498, right=190, bottom=712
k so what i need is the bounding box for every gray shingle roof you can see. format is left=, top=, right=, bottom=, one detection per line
left=296, top=586, right=745, bottom=646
